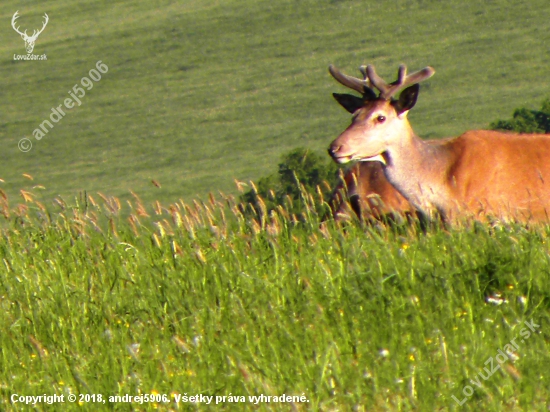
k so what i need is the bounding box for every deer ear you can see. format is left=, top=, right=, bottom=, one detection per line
left=394, top=84, right=420, bottom=116
left=333, top=93, right=364, bottom=114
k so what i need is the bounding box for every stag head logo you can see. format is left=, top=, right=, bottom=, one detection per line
left=12, top=11, right=49, bottom=54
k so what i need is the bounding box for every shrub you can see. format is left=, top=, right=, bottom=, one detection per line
left=490, top=98, right=550, bottom=133
left=240, top=148, right=339, bottom=218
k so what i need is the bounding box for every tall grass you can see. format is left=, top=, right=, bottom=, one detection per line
left=0, top=182, right=548, bottom=411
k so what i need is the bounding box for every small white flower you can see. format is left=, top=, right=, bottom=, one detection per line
left=193, top=335, right=203, bottom=347
left=486, top=293, right=507, bottom=305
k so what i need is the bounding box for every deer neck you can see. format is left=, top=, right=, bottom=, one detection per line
left=382, top=129, right=452, bottom=215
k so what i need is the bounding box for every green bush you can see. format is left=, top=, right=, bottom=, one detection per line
left=240, top=148, right=339, bottom=218
left=490, top=99, right=550, bottom=133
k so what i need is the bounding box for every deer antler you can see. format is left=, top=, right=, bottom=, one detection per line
left=31, top=13, right=49, bottom=39
left=11, top=11, right=48, bottom=40
left=328, top=64, right=374, bottom=97
left=366, top=64, right=435, bottom=100
left=11, top=11, right=27, bottom=37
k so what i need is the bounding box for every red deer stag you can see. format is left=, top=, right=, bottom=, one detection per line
left=328, top=63, right=550, bottom=223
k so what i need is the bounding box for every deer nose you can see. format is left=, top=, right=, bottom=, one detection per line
left=328, top=144, right=341, bottom=158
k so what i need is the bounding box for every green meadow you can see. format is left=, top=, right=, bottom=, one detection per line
left=1, top=0, right=550, bottom=410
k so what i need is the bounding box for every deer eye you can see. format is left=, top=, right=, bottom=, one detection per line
left=376, top=115, right=386, bottom=123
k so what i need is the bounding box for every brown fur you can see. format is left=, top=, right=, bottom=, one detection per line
left=329, top=161, right=413, bottom=221
left=433, top=130, right=550, bottom=221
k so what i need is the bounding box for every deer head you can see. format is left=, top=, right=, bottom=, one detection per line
left=12, top=11, right=49, bottom=54
left=328, top=64, right=434, bottom=165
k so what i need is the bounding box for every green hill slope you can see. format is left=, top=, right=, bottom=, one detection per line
left=1, top=0, right=549, bottom=205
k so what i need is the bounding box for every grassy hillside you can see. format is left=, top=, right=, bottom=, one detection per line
left=0, top=0, right=549, bottom=206
left=0, top=190, right=549, bottom=411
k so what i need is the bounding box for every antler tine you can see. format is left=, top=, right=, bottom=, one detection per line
left=358, top=65, right=373, bottom=89
left=367, top=64, right=435, bottom=100
left=394, top=65, right=407, bottom=85
left=365, top=65, right=391, bottom=98
left=11, top=11, right=27, bottom=36
left=33, top=13, right=49, bottom=38
left=402, top=67, right=435, bottom=88
left=329, top=64, right=371, bottom=95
